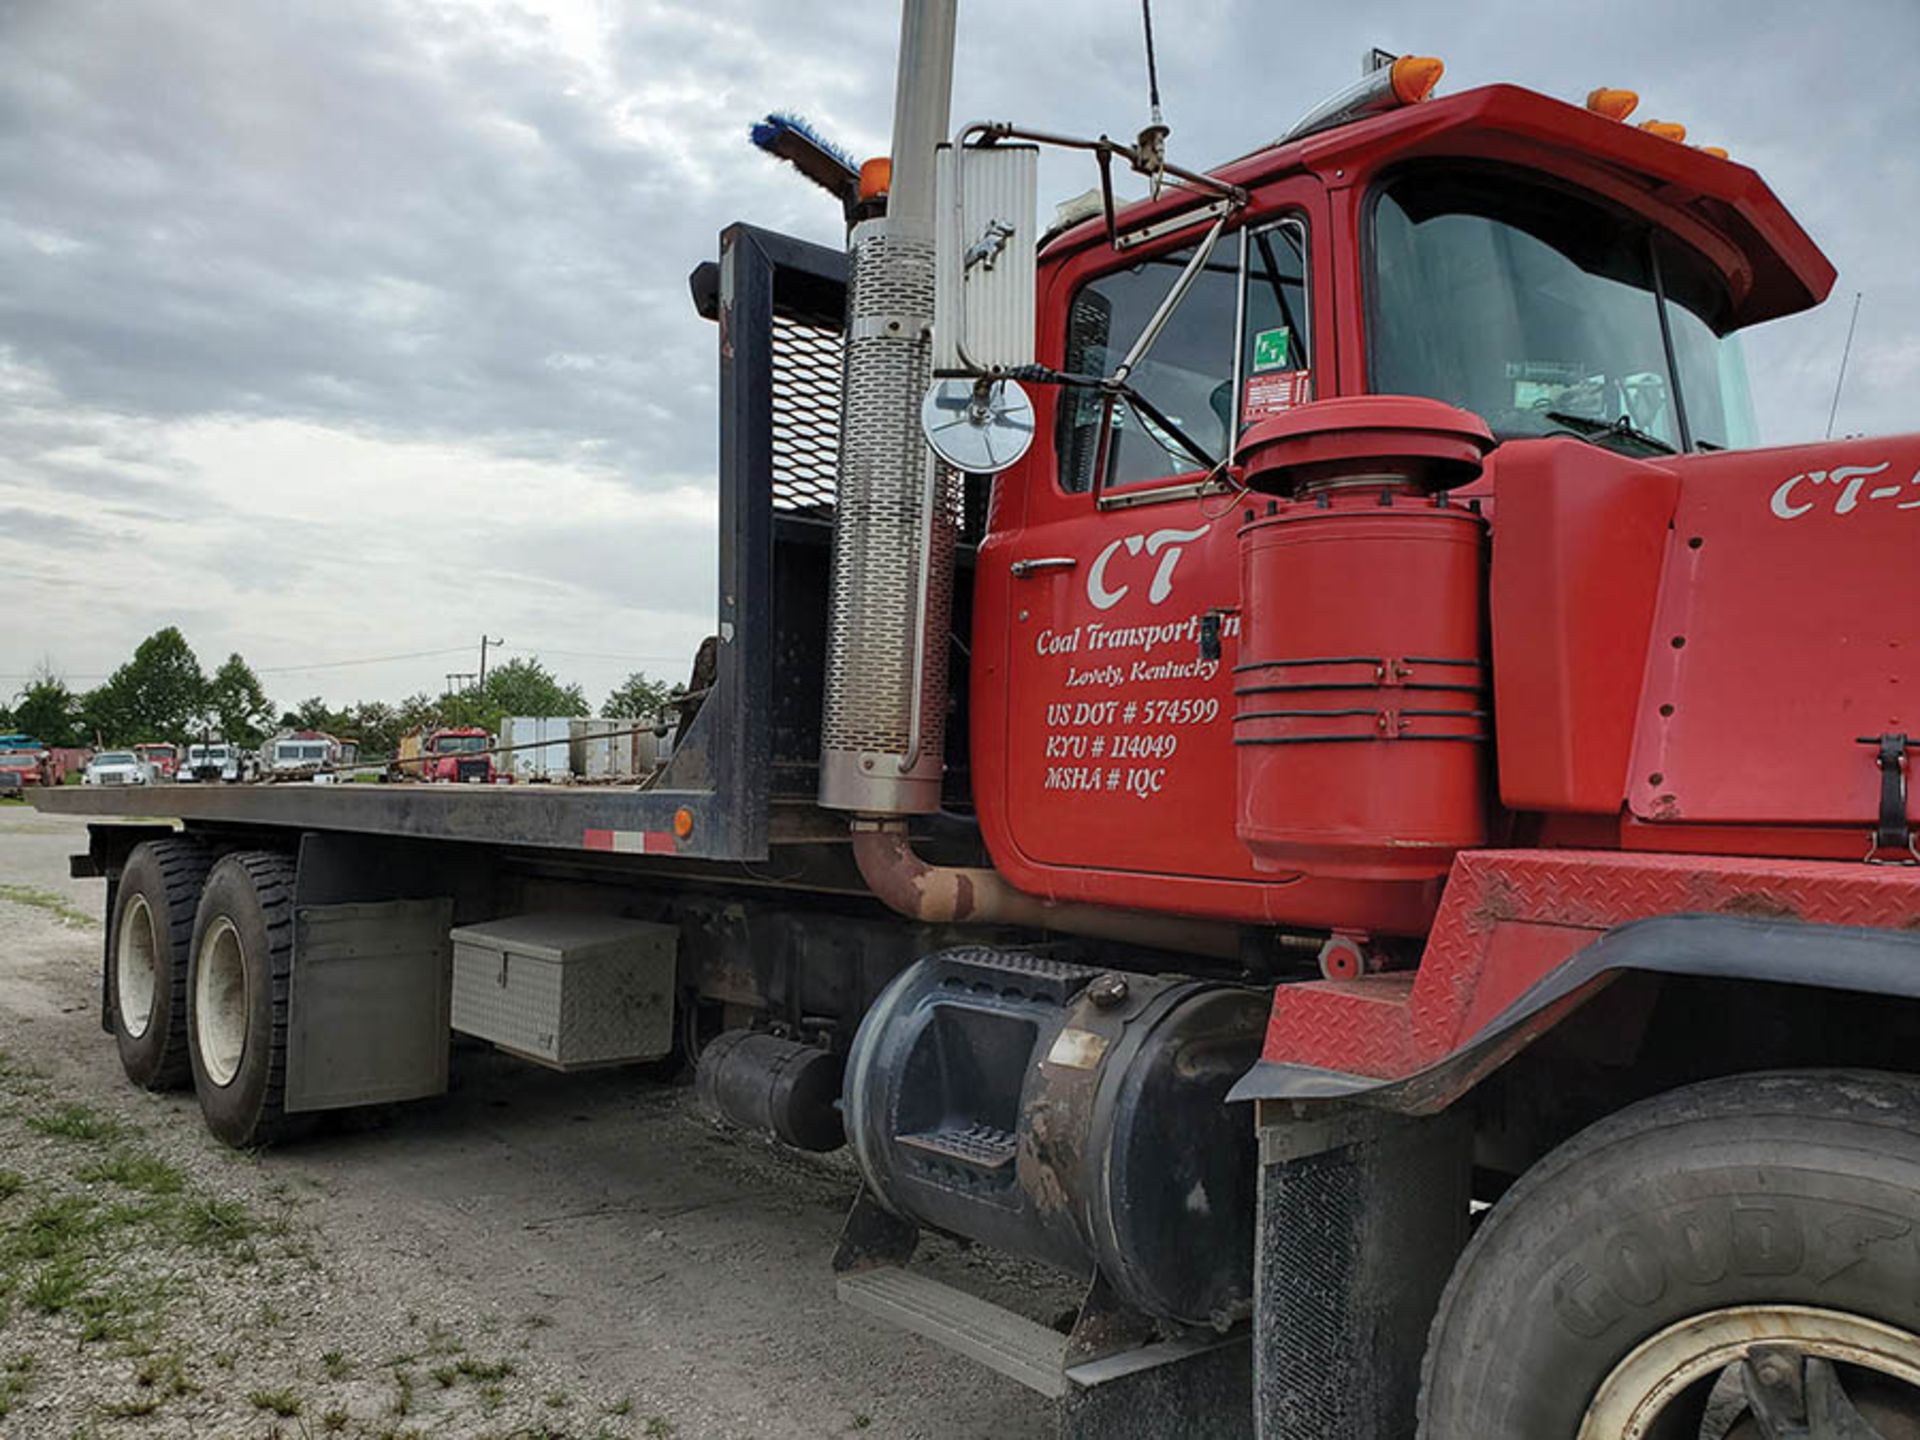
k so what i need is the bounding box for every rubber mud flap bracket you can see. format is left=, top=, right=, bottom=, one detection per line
left=1859, top=733, right=1918, bottom=863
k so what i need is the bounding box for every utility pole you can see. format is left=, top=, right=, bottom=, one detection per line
left=479, top=636, right=503, bottom=688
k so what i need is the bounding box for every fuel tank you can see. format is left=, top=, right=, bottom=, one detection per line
left=1232, top=398, right=1495, bottom=881
left=842, top=948, right=1268, bottom=1328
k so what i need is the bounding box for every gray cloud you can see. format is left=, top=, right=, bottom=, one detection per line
left=0, top=0, right=1915, bottom=705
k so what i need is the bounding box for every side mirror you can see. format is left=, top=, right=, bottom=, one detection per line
left=933, top=141, right=1038, bottom=373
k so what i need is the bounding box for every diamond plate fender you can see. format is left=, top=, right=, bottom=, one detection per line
left=1230, top=848, right=1920, bottom=1108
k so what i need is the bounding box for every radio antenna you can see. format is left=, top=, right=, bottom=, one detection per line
left=1141, top=0, right=1163, bottom=125
left=1135, top=0, right=1169, bottom=194
left=1825, top=290, right=1863, bottom=439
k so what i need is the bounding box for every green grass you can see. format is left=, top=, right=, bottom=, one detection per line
left=323, top=1408, right=350, bottom=1432
left=26, top=1104, right=120, bottom=1143
left=247, top=1387, right=303, bottom=1417
left=0, top=884, right=95, bottom=927
left=77, top=1150, right=185, bottom=1196
left=0, top=1171, right=23, bottom=1202
left=0, top=1355, right=35, bottom=1420
left=453, top=1356, right=514, bottom=1382
left=321, top=1349, right=350, bottom=1380
left=135, top=1349, right=196, bottom=1398
left=8, top=1194, right=103, bottom=1261
left=23, top=1254, right=88, bottom=1314
left=173, top=1194, right=255, bottom=1253
left=100, top=1392, right=162, bottom=1418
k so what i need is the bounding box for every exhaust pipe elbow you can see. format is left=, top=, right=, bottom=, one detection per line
left=851, top=820, right=1242, bottom=961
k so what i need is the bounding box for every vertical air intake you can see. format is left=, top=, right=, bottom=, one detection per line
left=818, top=0, right=959, bottom=816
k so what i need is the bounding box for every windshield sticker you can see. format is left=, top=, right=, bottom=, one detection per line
left=1243, top=369, right=1311, bottom=420
left=1251, top=326, right=1293, bottom=372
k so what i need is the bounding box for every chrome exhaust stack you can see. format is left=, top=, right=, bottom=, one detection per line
left=818, top=0, right=961, bottom=817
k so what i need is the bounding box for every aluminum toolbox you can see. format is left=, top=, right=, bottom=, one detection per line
left=449, top=913, right=676, bottom=1069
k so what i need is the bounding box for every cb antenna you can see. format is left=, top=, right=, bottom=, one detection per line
left=1825, top=290, right=1863, bottom=440
left=1136, top=0, right=1169, bottom=195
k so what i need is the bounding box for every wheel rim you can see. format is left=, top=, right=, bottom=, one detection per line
left=116, top=893, right=159, bottom=1040
left=1579, top=1304, right=1920, bottom=1440
left=194, top=915, right=249, bottom=1088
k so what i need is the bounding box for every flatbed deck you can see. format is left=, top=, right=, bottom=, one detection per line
left=33, top=781, right=740, bottom=858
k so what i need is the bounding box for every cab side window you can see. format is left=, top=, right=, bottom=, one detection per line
left=1056, top=220, right=1310, bottom=494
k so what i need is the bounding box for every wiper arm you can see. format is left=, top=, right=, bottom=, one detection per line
left=995, top=364, right=1223, bottom=473
left=1543, top=409, right=1677, bottom=457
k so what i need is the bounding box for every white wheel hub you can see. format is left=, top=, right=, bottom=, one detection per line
left=194, top=915, right=249, bottom=1088
left=116, top=893, right=158, bottom=1040
left=1580, top=1304, right=1920, bottom=1439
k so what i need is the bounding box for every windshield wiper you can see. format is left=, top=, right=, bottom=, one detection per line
left=1542, top=409, right=1677, bottom=457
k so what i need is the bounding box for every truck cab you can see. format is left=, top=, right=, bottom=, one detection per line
left=420, top=728, right=493, bottom=784
left=971, top=82, right=1846, bottom=931
left=182, top=741, right=248, bottom=783
left=133, top=742, right=179, bottom=781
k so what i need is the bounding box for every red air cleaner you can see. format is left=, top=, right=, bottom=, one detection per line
left=1232, top=398, right=1495, bottom=881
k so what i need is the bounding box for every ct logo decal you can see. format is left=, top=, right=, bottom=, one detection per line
left=1087, top=525, right=1211, bottom=611
left=1770, top=461, right=1920, bottom=520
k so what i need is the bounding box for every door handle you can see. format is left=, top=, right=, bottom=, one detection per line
left=1010, top=557, right=1078, bottom=579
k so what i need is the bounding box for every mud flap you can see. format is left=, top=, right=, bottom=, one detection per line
left=1254, top=1103, right=1470, bottom=1440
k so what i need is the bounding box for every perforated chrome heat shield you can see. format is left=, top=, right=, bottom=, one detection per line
left=818, top=216, right=962, bottom=815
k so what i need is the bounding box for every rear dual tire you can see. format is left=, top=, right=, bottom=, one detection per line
left=186, top=852, right=304, bottom=1149
left=108, top=839, right=213, bottom=1089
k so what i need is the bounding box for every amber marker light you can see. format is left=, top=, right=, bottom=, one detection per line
left=1389, top=55, right=1445, bottom=105
left=1585, top=88, right=1640, bottom=121
left=858, top=157, right=892, bottom=202
left=1697, top=145, right=1729, bottom=160
left=1638, top=119, right=1687, bottom=142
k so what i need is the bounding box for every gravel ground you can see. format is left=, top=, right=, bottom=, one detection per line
left=0, top=802, right=1068, bottom=1439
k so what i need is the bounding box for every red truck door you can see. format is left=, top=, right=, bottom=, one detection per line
left=984, top=187, right=1330, bottom=884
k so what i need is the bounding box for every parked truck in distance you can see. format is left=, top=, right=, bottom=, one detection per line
left=0, top=733, right=61, bottom=797
left=182, top=742, right=252, bottom=784
left=81, top=750, right=155, bottom=786
left=132, top=742, right=180, bottom=782
left=36, top=15, right=1920, bottom=1439
left=261, top=730, right=346, bottom=781
left=394, top=726, right=496, bottom=784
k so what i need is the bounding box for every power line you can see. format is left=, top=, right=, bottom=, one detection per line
left=499, top=644, right=689, bottom=665
left=253, top=646, right=474, bottom=675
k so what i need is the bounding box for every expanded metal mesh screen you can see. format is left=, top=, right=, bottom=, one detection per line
left=770, top=314, right=843, bottom=516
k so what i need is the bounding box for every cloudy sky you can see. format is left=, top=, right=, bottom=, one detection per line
left=2, top=0, right=1914, bottom=712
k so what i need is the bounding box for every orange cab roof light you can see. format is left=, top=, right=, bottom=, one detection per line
left=1696, top=144, right=1729, bottom=160
left=1638, top=119, right=1687, bottom=142
left=1278, top=52, right=1447, bottom=145
left=1389, top=55, right=1445, bottom=106
left=1585, top=87, right=1639, bottom=121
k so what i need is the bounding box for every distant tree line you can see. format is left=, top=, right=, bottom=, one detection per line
left=2, top=628, right=684, bottom=760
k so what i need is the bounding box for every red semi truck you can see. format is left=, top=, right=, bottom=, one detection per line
left=394, top=726, right=496, bottom=784
left=38, top=14, right=1920, bottom=1438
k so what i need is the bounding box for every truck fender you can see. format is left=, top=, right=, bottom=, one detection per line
left=1231, top=913, right=1920, bottom=1112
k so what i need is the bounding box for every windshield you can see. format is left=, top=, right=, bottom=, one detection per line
left=436, top=735, right=489, bottom=754
left=1369, top=169, right=1756, bottom=452
left=277, top=743, right=327, bottom=762
left=189, top=746, right=230, bottom=761
left=97, top=752, right=137, bottom=765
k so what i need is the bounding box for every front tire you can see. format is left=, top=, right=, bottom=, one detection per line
left=109, top=838, right=213, bottom=1089
left=1419, top=1071, right=1920, bottom=1438
left=187, top=852, right=304, bottom=1148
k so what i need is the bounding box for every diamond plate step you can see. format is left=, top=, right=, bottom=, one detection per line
left=837, top=1266, right=1071, bottom=1399
left=896, top=1122, right=1018, bottom=1172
